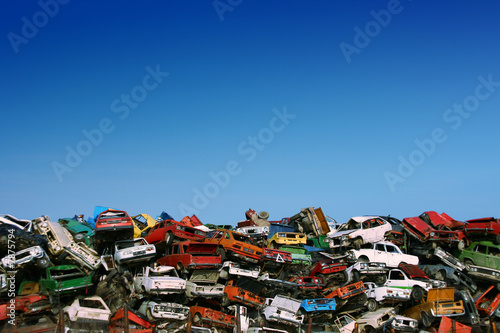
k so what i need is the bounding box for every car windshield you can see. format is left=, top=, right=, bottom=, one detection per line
left=50, top=268, right=85, bottom=280
left=150, top=269, right=178, bottom=277
left=80, top=299, right=106, bottom=310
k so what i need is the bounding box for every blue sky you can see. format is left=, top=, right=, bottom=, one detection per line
left=2, top=0, right=500, bottom=226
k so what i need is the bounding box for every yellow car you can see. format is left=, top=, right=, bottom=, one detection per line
left=267, top=232, right=307, bottom=248
left=132, top=214, right=158, bottom=238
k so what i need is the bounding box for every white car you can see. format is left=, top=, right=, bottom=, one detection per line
left=260, top=295, right=304, bottom=327
left=364, top=282, right=411, bottom=312
left=114, top=238, right=156, bottom=266
left=133, top=265, right=186, bottom=295
left=63, top=296, right=111, bottom=328
left=356, top=307, right=396, bottom=332
left=185, top=270, right=225, bottom=300
left=138, top=299, right=189, bottom=322
left=392, top=315, right=419, bottom=332
left=348, top=241, right=419, bottom=268
left=1, top=245, right=51, bottom=269
left=328, top=216, right=392, bottom=249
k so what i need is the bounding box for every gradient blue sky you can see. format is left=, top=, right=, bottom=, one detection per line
left=2, top=1, right=499, bottom=226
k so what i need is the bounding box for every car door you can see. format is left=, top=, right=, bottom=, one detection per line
left=386, top=270, right=411, bottom=290
left=472, top=244, right=487, bottom=267
left=384, top=243, right=401, bottom=267
left=373, top=243, right=390, bottom=266
left=486, top=245, right=500, bottom=270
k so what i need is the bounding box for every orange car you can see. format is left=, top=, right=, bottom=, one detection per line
left=204, top=229, right=263, bottom=264
left=222, top=277, right=266, bottom=309
left=190, top=306, right=235, bottom=329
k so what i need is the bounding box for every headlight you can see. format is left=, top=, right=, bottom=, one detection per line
left=123, top=250, right=132, bottom=255
left=430, top=232, right=435, bottom=236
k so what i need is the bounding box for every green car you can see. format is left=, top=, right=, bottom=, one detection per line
left=38, top=265, right=93, bottom=300
left=279, top=245, right=313, bottom=265
left=58, top=217, right=94, bottom=247
left=306, top=235, right=330, bottom=249
left=456, top=241, right=500, bottom=270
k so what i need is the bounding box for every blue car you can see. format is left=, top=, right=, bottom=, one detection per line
left=299, top=298, right=336, bottom=313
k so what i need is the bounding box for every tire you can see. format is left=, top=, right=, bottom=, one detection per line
left=364, top=325, right=376, bottom=333
left=411, top=286, right=424, bottom=301
left=317, top=274, right=327, bottom=285
left=146, top=308, right=155, bottom=322
left=222, top=293, right=230, bottom=307
left=457, top=239, right=466, bottom=251
left=352, top=270, right=361, bottom=282
left=269, top=241, right=278, bottom=249
left=366, top=298, right=378, bottom=312
left=216, top=247, right=226, bottom=262
left=353, top=238, right=363, bottom=250
left=165, top=231, right=174, bottom=246
left=421, top=311, right=432, bottom=328
left=495, top=234, right=500, bottom=245
left=36, top=257, right=51, bottom=269
left=73, top=233, right=85, bottom=243
left=464, top=259, right=474, bottom=271
left=374, top=274, right=387, bottom=285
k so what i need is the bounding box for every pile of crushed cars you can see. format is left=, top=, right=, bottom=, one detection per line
left=1, top=207, right=500, bottom=333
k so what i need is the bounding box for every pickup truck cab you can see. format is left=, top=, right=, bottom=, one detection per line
left=384, top=264, right=446, bottom=301
left=364, top=281, right=411, bottom=312
left=348, top=241, right=419, bottom=268
left=158, top=241, right=222, bottom=276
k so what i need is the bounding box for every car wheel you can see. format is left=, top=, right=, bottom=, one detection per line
left=457, top=239, right=466, bottom=251
left=146, top=308, right=155, bottom=322
left=36, top=257, right=51, bottom=269
left=352, top=270, right=361, bottom=282
left=165, top=231, right=174, bottom=246
left=222, top=293, right=230, bottom=307
left=411, top=286, right=424, bottom=301
left=193, top=313, right=203, bottom=324
left=366, top=298, right=378, bottom=312
left=464, top=259, right=474, bottom=271
left=269, top=241, right=278, bottom=249
left=73, top=233, right=85, bottom=243
left=364, top=325, right=376, bottom=333
left=353, top=238, right=363, bottom=250
left=374, top=274, right=387, bottom=285
left=421, top=311, right=432, bottom=328
left=216, top=247, right=226, bottom=262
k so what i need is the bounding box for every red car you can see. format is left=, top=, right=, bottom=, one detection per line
left=308, top=259, right=348, bottom=284
left=157, top=241, right=222, bottom=274
left=0, top=295, right=51, bottom=320
left=223, top=277, right=266, bottom=309
left=475, top=285, right=500, bottom=317
left=289, top=276, right=324, bottom=290
left=190, top=306, right=236, bottom=329
left=144, top=219, right=206, bottom=247
left=94, top=209, right=134, bottom=253
left=465, top=217, right=500, bottom=244
left=109, top=307, right=154, bottom=333
left=402, top=212, right=468, bottom=250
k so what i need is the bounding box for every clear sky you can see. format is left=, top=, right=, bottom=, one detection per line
left=2, top=0, right=499, bottom=226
